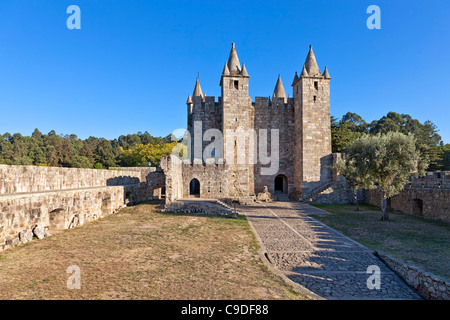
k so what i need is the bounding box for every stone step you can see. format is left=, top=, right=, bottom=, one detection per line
left=299, top=181, right=335, bottom=203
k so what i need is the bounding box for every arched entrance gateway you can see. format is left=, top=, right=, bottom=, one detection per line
left=189, top=178, right=200, bottom=197
left=274, top=175, right=288, bottom=194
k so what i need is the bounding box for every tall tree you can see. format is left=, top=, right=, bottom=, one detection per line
left=343, top=132, right=427, bottom=221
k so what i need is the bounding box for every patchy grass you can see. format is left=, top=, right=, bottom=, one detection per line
left=0, top=201, right=307, bottom=300
left=311, top=203, right=450, bottom=280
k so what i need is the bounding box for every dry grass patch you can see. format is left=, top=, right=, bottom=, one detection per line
left=0, top=200, right=307, bottom=300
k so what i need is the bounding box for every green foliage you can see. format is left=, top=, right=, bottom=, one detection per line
left=94, top=163, right=103, bottom=169
left=440, top=144, right=450, bottom=170
left=331, top=111, right=445, bottom=170
left=0, top=129, right=173, bottom=169
left=339, top=132, right=426, bottom=220
left=121, top=142, right=179, bottom=167
left=332, top=149, right=375, bottom=210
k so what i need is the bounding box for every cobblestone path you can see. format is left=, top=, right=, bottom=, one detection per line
left=242, top=201, right=421, bottom=300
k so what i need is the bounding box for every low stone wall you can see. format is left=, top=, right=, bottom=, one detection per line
left=376, top=251, right=450, bottom=300
left=408, top=171, right=450, bottom=189
left=0, top=165, right=152, bottom=194
left=0, top=186, right=127, bottom=251
left=364, top=188, right=450, bottom=223
left=310, top=177, right=354, bottom=204
left=124, top=174, right=165, bottom=205
left=109, top=167, right=156, bottom=182
left=0, top=165, right=166, bottom=252
left=0, top=180, right=165, bottom=252
left=163, top=199, right=233, bottom=216
left=160, top=156, right=183, bottom=203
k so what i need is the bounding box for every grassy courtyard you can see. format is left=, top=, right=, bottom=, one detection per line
left=311, top=204, right=450, bottom=280
left=0, top=200, right=307, bottom=300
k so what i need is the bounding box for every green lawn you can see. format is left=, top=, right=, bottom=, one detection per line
left=311, top=204, right=450, bottom=280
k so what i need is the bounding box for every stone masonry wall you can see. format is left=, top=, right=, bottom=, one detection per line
left=0, top=165, right=150, bottom=194
left=253, top=97, right=295, bottom=196
left=293, top=75, right=332, bottom=198
left=309, top=176, right=354, bottom=204
left=0, top=165, right=164, bottom=251
left=307, top=171, right=450, bottom=223
left=109, top=167, right=156, bottom=183
left=188, top=96, right=222, bottom=162
left=364, top=187, right=450, bottom=223
left=376, top=251, right=450, bottom=300
left=363, top=172, right=450, bottom=223
left=0, top=186, right=126, bottom=251
left=181, top=160, right=229, bottom=199
left=160, top=156, right=183, bottom=203
left=221, top=73, right=255, bottom=197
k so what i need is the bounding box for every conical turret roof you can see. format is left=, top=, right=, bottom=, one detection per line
left=186, top=94, right=193, bottom=104
left=192, top=77, right=203, bottom=98
left=227, top=42, right=241, bottom=75
left=304, top=45, right=321, bottom=76
left=240, top=63, right=249, bottom=77
left=323, top=66, right=331, bottom=79
left=291, top=71, right=299, bottom=85
left=300, top=65, right=309, bottom=77
left=222, top=62, right=230, bottom=75
left=273, top=75, right=286, bottom=100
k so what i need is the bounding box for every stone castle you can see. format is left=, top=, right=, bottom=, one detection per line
left=2, top=43, right=448, bottom=253
left=162, top=43, right=333, bottom=202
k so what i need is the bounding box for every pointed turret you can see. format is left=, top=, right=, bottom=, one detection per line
left=322, top=66, right=331, bottom=79
left=240, top=63, right=249, bottom=77
left=227, top=42, right=241, bottom=75
left=300, top=65, right=309, bottom=77
left=273, top=75, right=287, bottom=102
left=192, top=77, right=203, bottom=98
left=222, top=62, right=230, bottom=75
left=291, top=71, right=299, bottom=86
left=186, top=94, right=193, bottom=104
left=304, top=45, right=321, bottom=76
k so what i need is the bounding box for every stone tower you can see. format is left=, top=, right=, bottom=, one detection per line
left=292, top=45, right=332, bottom=199
left=220, top=43, right=254, bottom=197
left=178, top=43, right=333, bottom=201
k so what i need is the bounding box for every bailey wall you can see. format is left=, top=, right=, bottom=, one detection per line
left=0, top=165, right=153, bottom=194
left=363, top=172, right=450, bottom=223
left=0, top=165, right=164, bottom=251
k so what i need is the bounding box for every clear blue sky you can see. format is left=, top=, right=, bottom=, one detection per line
left=1, top=0, right=449, bottom=143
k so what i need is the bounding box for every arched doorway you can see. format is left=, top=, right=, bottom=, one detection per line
left=412, top=198, right=423, bottom=215
left=274, top=175, right=288, bottom=194
left=189, top=178, right=200, bottom=197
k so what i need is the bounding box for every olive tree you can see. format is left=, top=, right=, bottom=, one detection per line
left=339, top=132, right=426, bottom=221
left=332, top=153, right=374, bottom=211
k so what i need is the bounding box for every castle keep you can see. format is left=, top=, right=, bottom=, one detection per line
left=162, top=43, right=334, bottom=202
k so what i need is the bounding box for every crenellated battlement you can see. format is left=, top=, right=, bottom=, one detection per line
left=253, top=96, right=293, bottom=109
left=408, top=171, right=450, bottom=189
left=179, top=42, right=332, bottom=201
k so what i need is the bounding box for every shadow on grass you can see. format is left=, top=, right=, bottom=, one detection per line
left=309, top=203, right=450, bottom=280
